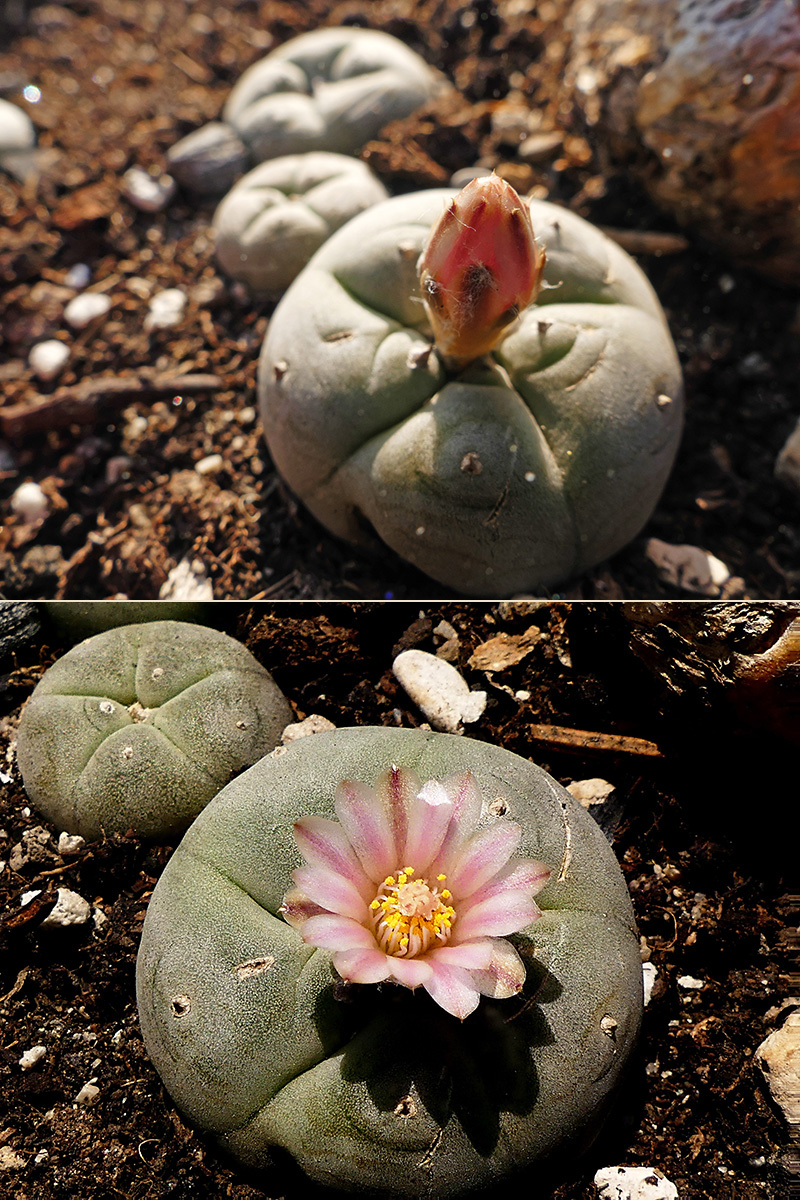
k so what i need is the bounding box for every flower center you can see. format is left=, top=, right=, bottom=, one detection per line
left=369, top=867, right=456, bottom=958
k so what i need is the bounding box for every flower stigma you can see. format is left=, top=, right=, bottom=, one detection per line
left=370, top=868, right=456, bottom=957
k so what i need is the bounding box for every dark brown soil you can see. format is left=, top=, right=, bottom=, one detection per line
left=1, top=0, right=799, bottom=601
left=0, top=600, right=795, bottom=1199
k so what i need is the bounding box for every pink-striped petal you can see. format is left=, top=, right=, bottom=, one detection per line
left=301, top=914, right=375, bottom=952
left=387, top=957, right=434, bottom=988
left=293, top=815, right=372, bottom=899
left=423, top=961, right=482, bottom=1020
left=453, top=891, right=542, bottom=941
left=292, top=865, right=369, bottom=922
left=446, top=823, right=522, bottom=898
left=433, top=771, right=483, bottom=870
left=468, top=857, right=551, bottom=906
left=334, top=778, right=396, bottom=881
left=471, top=938, right=526, bottom=999
left=372, top=766, right=418, bottom=868
left=333, top=947, right=393, bottom=984
left=428, top=938, right=495, bottom=971
left=279, top=886, right=328, bottom=931
left=401, top=780, right=454, bottom=871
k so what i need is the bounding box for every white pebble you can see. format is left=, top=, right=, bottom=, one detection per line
left=0, top=1145, right=26, bottom=1171
left=64, top=291, right=111, bottom=329
left=19, top=1045, right=47, bottom=1071
left=144, top=287, right=187, bottom=331
left=121, top=166, right=176, bottom=212
left=393, top=649, right=486, bottom=734
left=642, top=961, right=658, bottom=1006
left=10, top=480, right=49, bottom=522
left=65, top=262, right=91, bottom=289
left=195, top=453, right=224, bottom=476
left=755, top=1010, right=800, bottom=1126
left=677, top=975, right=704, bottom=990
left=57, top=832, right=86, bottom=857
left=595, top=1165, right=678, bottom=1199
left=645, top=538, right=730, bottom=596
left=159, top=555, right=214, bottom=600
left=40, top=887, right=92, bottom=929
left=29, top=339, right=70, bottom=381
left=281, top=714, right=336, bottom=744
left=566, top=778, right=615, bottom=808
left=0, top=97, right=36, bottom=153
left=74, top=1081, right=100, bottom=1106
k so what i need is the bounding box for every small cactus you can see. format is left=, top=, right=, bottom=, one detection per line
left=259, top=182, right=684, bottom=596
left=16, top=621, right=292, bottom=840
left=137, top=726, right=643, bottom=1197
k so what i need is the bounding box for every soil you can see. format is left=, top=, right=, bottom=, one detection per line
left=1, top=0, right=799, bottom=602
left=0, top=600, right=796, bottom=1199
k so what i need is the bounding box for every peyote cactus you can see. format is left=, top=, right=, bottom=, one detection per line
left=223, top=27, right=440, bottom=163
left=16, top=621, right=292, bottom=840
left=259, top=177, right=684, bottom=596
left=137, top=726, right=642, bottom=1197
left=213, top=152, right=388, bottom=295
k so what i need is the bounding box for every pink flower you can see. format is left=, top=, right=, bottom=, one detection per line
left=418, top=174, right=546, bottom=367
left=280, top=766, right=551, bottom=1020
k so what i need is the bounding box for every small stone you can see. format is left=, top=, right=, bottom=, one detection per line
left=195, top=453, right=224, bottom=476
left=121, top=166, right=176, bottom=212
left=167, top=120, right=249, bottom=196
left=0, top=1146, right=26, bottom=1172
left=64, top=262, right=91, bottom=289
left=64, top=291, right=111, bottom=329
left=10, top=480, right=49, bottom=523
left=567, top=778, right=616, bottom=808
left=677, top=975, right=704, bottom=990
left=393, top=649, right=487, bottom=734
left=57, top=832, right=85, bottom=857
left=756, top=1010, right=800, bottom=1126
left=144, top=287, right=187, bottom=331
left=281, top=714, right=336, bottom=744
left=39, top=887, right=92, bottom=929
left=0, top=97, right=36, bottom=154
left=19, top=1045, right=47, bottom=1071
left=642, top=961, right=658, bottom=1006
left=519, top=131, right=564, bottom=163
left=775, top=417, right=800, bottom=494
left=29, top=339, right=70, bottom=381
left=594, top=1165, right=679, bottom=1199
left=74, top=1081, right=100, bottom=1106
left=645, top=538, right=730, bottom=596
left=159, top=556, right=213, bottom=600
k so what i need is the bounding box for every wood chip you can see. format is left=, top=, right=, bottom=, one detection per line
left=468, top=626, right=542, bottom=672
left=526, top=722, right=663, bottom=757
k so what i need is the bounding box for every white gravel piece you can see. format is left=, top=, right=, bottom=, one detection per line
left=677, top=975, right=704, bottom=990
left=39, top=887, right=92, bottom=929
left=29, top=339, right=70, bottom=381
left=144, top=287, right=187, bottom=330
left=57, top=832, right=86, bottom=857
left=65, top=262, right=91, bottom=289
left=281, top=714, right=336, bottom=744
left=642, top=961, right=658, bottom=1006
left=64, top=291, right=112, bottom=329
left=645, top=538, right=730, bottom=596
left=10, top=480, right=49, bottom=522
left=566, top=778, right=616, bottom=808
left=121, top=166, right=176, bottom=212
left=756, top=1010, right=800, bottom=1126
left=19, top=1045, right=47, bottom=1071
left=74, top=1081, right=100, bottom=1106
left=159, top=555, right=213, bottom=600
left=195, top=453, right=224, bottom=476
left=595, top=1165, right=678, bottom=1199
left=0, top=1145, right=26, bottom=1171
left=392, top=649, right=486, bottom=734
left=0, top=97, right=36, bottom=153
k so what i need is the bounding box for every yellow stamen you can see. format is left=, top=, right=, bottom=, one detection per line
left=370, top=866, right=457, bottom=959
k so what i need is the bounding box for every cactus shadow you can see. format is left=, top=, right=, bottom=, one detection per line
left=332, top=954, right=560, bottom=1159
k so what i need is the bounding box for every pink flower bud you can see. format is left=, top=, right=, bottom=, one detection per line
left=418, top=174, right=545, bottom=367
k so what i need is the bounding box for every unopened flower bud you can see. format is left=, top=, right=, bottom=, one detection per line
left=418, top=174, right=545, bottom=367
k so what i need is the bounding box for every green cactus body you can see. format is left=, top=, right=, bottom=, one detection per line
left=16, top=621, right=292, bottom=839
left=213, top=152, right=388, bottom=295
left=259, top=190, right=684, bottom=595
left=223, top=27, right=440, bottom=163
left=136, top=727, right=642, bottom=1197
